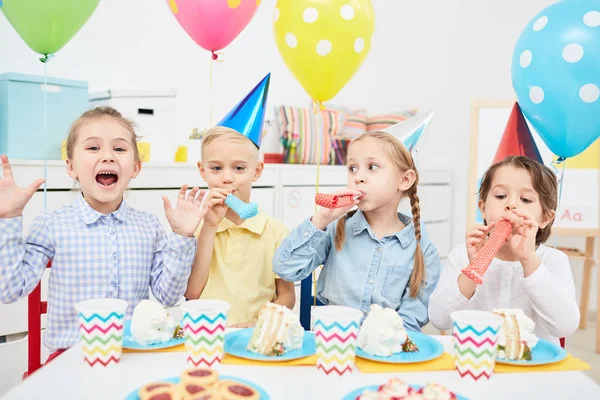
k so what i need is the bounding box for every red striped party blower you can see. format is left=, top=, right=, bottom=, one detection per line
left=315, top=193, right=356, bottom=209
left=461, top=220, right=512, bottom=284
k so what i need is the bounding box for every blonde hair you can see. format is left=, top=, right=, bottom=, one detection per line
left=65, top=106, right=141, bottom=163
left=334, top=131, right=425, bottom=298
left=201, top=126, right=258, bottom=159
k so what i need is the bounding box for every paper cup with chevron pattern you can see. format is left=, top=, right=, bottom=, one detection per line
left=75, top=298, right=127, bottom=368
left=312, top=306, right=363, bottom=376
left=451, top=310, right=502, bottom=381
left=180, top=299, right=230, bottom=367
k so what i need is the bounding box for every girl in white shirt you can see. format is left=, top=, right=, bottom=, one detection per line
left=429, top=156, right=579, bottom=345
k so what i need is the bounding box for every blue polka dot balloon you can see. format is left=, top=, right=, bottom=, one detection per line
left=512, top=0, right=600, bottom=159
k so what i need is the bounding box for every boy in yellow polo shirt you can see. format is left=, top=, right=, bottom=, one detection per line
left=184, top=126, right=295, bottom=327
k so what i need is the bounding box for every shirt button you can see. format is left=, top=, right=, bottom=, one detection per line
left=377, top=247, right=382, bottom=252
left=363, top=311, right=367, bottom=316
left=231, top=241, right=235, bottom=246
left=109, top=228, right=115, bottom=234
left=112, top=281, right=118, bottom=287
left=112, top=254, right=118, bottom=261
left=303, top=231, right=309, bottom=237
left=368, top=279, right=374, bottom=284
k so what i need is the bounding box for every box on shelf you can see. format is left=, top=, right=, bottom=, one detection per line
left=0, top=73, right=89, bottom=160
left=89, top=90, right=177, bottom=162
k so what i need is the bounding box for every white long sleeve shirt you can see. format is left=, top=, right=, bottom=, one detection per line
left=428, top=244, right=580, bottom=345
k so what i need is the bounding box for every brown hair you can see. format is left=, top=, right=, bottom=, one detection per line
left=201, top=126, right=258, bottom=160
left=65, top=106, right=141, bottom=163
left=478, top=155, right=558, bottom=245
left=334, top=131, right=425, bottom=298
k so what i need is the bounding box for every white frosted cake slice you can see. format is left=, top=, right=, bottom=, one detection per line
left=493, top=308, right=539, bottom=360
left=130, top=300, right=180, bottom=345
left=357, top=304, right=418, bottom=357
left=246, top=303, right=304, bottom=356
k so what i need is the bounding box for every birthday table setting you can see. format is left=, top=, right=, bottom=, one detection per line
left=2, top=293, right=599, bottom=400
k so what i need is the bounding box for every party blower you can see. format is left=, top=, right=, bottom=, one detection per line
left=461, top=219, right=512, bottom=284
left=225, top=194, right=258, bottom=220
left=315, top=193, right=359, bottom=209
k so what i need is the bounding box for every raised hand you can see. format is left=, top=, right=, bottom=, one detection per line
left=0, top=155, right=45, bottom=218
left=163, top=185, right=209, bottom=237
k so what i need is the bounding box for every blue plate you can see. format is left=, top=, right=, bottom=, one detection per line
left=343, top=384, right=469, bottom=400
left=122, top=320, right=184, bottom=350
left=496, top=338, right=567, bottom=365
left=355, top=332, right=444, bottom=364
left=224, top=328, right=316, bottom=361
left=124, top=376, right=269, bottom=400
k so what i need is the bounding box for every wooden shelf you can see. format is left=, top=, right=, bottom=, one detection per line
left=558, top=247, right=595, bottom=263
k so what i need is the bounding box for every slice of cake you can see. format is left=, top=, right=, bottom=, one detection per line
left=130, top=300, right=178, bottom=345
left=356, top=380, right=458, bottom=400
left=357, top=304, right=418, bottom=357
left=493, top=308, right=539, bottom=361
left=246, top=302, right=304, bottom=356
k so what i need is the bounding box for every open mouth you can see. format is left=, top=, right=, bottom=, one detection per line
left=95, top=171, right=119, bottom=188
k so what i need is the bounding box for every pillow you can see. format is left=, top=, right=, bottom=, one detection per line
left=324, top=105, right=368, bottom=139
left=367, top=109, right=418, bottom=132
left=275, top=105, right=346, bottom=165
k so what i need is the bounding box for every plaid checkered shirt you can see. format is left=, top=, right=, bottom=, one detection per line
left=0, top=193, right=196, bottom=352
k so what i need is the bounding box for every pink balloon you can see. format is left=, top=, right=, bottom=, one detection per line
left=167, top=0, right=260, bottom=53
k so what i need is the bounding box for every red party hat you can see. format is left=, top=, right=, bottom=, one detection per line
left=493, top=102, right=543, bottom=164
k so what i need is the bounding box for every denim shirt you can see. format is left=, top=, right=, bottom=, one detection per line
left=273, top=211, right=441, bottom=332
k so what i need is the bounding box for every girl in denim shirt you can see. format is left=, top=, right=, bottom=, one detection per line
left=273, top=131, right=441, bottom=331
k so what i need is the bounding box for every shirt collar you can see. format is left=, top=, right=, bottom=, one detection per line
left=75, top=193, right=129, bottom=225
left=350, top=209, right=416, bottom=248
left=216, top=211, right=267, bottom=235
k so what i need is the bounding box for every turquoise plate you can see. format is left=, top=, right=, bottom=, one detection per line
left=355, top=332, right=444, bottom=364
left=224, top=328, right=316, bottom=361
left=122, top=320, right=184, bottom=350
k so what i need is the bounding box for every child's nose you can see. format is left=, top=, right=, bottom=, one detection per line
left=505, top=205, right=516, bottom=211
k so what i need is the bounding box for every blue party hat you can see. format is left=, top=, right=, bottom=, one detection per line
left=215, top=73, right=271, bottom=149
left=382, top=109, right=435, bottom=164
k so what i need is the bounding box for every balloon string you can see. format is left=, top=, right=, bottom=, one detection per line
left=209, top=52, right=225, bottom=126
left=312, top=102, right=324, bottom=308
left=551, top=157, right=567, bottom=249
left=41, top=55, right=53, bottom=212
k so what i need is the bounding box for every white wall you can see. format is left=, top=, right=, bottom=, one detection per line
left=0, top=0, right=558, bottom=248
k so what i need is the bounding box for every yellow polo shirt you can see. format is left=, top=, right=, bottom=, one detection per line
left=198, top=212, right=289, bottom=325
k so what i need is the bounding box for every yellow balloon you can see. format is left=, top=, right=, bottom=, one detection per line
left=273, top=0, right=375, bottom=103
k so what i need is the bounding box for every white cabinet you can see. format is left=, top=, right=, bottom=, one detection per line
left=281, top=185, right=346, bottom=230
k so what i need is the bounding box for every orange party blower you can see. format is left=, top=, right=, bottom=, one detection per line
left=461, top=220, right=512, bottom=284
left=315, top=193, right=355, bottom=209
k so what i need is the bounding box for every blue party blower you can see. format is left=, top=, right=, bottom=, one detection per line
left=225, top=194, right=259, bottom=220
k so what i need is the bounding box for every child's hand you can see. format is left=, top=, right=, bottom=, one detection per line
left=506, top=209, right=539, bottom=264
left=311, top=189, right=362, bottom=230
left=202, top=188, right=230, bottom=228
left=0, top=155, right=45, bottom=218
left=465, top=222, right=496, bottom=264
left=163, top=185, right=209, bottom=237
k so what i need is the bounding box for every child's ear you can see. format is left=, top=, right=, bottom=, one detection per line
left=131, top=160, right=142, bottom=179
left=540, top=210, right=556, bottom=229
left=66, top=159, right=77, bottom=179
left=253, top=161, right=264, bottom=182
left=198, top=161, right=207, bottom=181
left=478, top=199, right=486, bottom=220
left=398, top=170, right=416, bottom=191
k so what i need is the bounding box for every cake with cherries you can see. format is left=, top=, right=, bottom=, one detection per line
left=493, top=308, right=539, bottom=361
left=357, top=304, right=418, bottom=357
left=246, top=302, right=304, bottom=356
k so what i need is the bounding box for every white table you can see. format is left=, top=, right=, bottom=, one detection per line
left=2, top=336, right=599, bottom=400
